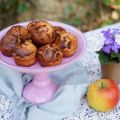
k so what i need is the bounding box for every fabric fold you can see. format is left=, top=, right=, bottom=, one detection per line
left=0, top=61, right=89, bottom=120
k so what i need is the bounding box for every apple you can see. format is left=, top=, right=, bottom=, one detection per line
left=87, top=79, right=119, bottom=112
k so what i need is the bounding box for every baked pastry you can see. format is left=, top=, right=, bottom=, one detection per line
left=7, top=25, right=31, bottom=41
left=52, top=26, right=66, bottom=44
left=37, top=44, right=63, bottom=67
left=0, top=34, right=21, bottom=56
left=0, top=20, right=78, bottom=67
left=54, top=32, right=78, bottom=57
left=27, top=21, right=36, bottom=33
left=27, top=21, right=53, bottom=45
left=12, top=41, right=37, bottom=66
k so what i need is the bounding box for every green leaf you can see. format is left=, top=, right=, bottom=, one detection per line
left=61, top=18, right=69, bottom=24
left=9, top=0, right=17, bottom=5
left=18, top=2, right=29, bottom=13
left=70, top=18, right=81, bottom=26
left=115, top=0, right=120, bottom=5
left=65, top=4, right=74, bottom=15
left=85, top=0, right=91, bottom=3
left=102, top=0, right=111, bottom=6
left=86, top=12, right=92, bottom=17
left=97, top=50, right=120, bottom=64
left=97, top=51, right=110, bottom=64
left=117, top=53, right=120, bottom=62
left=76, top=0, right=81, bottom=4
left=61, top=18, right=81, bottom=26
left=110, top=52, right=118, bottom=58
left=110, top=52, right=120, bottom=62
left=101, top=19, right=113, bottom=27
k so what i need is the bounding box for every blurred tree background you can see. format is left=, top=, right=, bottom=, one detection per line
left=0, top=0, right=120, bottom=32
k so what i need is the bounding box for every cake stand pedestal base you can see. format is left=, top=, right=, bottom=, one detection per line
left=22, top=73, right=58, bottom=104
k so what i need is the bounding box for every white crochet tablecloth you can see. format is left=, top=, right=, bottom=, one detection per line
left=0, top=23, right=120, bottom=120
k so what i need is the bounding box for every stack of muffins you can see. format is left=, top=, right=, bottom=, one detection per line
left=0, top=21, right=78, bottom=67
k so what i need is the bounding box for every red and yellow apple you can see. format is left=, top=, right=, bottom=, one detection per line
left=87, top=79, right=119, bottom=112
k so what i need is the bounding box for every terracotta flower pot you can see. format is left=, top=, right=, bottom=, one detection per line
left=102, top=63, right=120, bottom=83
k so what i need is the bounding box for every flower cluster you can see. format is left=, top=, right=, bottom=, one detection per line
left=102, top=29, right=120, bottom=54
left=97, top=28, right=120, bottom=64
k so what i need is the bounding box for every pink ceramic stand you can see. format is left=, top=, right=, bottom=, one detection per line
left=23, top=73, right=58, bottom=104
left=0, top=21, right=87, bottom=104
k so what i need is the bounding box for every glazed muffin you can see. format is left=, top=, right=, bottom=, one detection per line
left=52, top=26, right=66, bottom=44
left=0, top=34, right=21, bottom=56
left=27, top=21, right=53, bottom=45
left=37, top=44, right=63, bottom=67
left=7, top=25, right=31, bottom=41
left=12, top=41, right=37, bottom=66
left=55, top=32, right=78, bottom=57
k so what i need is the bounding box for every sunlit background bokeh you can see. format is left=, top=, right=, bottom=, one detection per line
left=0, top=0, right=120, bottom=32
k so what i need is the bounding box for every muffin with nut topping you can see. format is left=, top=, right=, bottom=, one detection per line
left=52, top=26, right=66, bottom=43
left=54, top=32, right=78, bottom=57
left=7, top=25, right=31, bottom=41
left=27, top=21, right=53, bottom=46
left=12, top=41, right=37, bottom=66
left=37, top=44, right=63, bottom=67
left=0, top=34, right=21, bottom=56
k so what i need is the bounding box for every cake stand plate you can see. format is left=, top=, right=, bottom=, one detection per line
left=0, top=21, right=87, bottom=104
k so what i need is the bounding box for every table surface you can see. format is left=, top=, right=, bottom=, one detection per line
left=0, top=23, right=120, bottom=120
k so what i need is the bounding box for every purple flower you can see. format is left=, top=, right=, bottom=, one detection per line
left=101, top=28, right=120, bottom=54
left=102, top=29, right=115, bottom=45
left=103, top=45, right=111, bottom=54
left=111, top=42, right=120, bottom=53
left=111, top=46, right=118, bottom=53
left=104, top=38, right=114, bottom=45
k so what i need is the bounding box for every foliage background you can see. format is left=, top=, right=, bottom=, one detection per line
left=0, top=0, right=120, bottom=32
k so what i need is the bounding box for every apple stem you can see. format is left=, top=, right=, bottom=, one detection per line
left=101, top=82, right=106, bottom=89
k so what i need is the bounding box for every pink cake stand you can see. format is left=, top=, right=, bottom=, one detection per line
left=0, top=21, right=87, bottom=104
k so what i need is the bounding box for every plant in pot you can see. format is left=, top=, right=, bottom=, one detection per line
left=97, top=28, right=120, bottom=83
